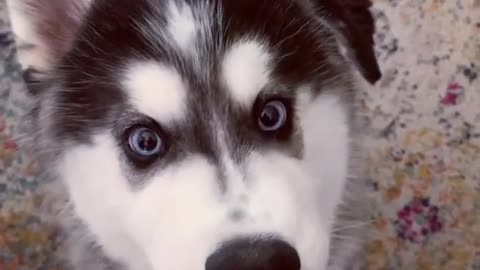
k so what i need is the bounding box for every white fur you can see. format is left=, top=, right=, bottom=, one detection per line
left=58, top=135, right=152, bottom=270
left=57, top=89, right=350, bottom=270
left=123, top=62, right=187, bottom=122
left=166, top=2, right=197, bottom=52
left=297, top=91, right=351, bottom=224
left=222, top=40, right=272, bottom=105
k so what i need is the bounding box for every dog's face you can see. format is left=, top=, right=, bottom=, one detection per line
left=10, top=0, right=380, bottom=269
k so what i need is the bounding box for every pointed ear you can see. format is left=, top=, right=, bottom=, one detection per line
left=310, top=0, right=381, bottom=84
left=7, top=0, right=91, bottom=71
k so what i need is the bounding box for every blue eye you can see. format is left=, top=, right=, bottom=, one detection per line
left=258, top=100, right=287, bottom=131
left=127, top=126, right=165, bottom=159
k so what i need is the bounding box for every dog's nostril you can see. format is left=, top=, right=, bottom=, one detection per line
left=205, top=237, right=301, bottom=270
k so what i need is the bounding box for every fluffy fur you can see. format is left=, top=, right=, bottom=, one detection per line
left=8, top=0, right=381, bottom=269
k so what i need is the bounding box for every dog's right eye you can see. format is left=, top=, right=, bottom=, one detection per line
left=125, top=126, right=168, bottom=164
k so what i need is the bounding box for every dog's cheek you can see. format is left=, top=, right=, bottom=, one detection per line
left=56, top=134, right=142, bottom=265
left=245, top=151, right=331, bottom=270
left=297, top=90, right=351, bottom=220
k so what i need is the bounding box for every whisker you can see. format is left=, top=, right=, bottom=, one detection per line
left=329, top=233, right=363, bottom=243
left=330, top=220, right=372, bottom=233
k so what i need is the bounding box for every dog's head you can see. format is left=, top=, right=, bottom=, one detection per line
left=9, top=0, right=380, bottom=269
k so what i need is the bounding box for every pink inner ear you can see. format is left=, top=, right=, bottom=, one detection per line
left=24, top=0, right=90, bottom=65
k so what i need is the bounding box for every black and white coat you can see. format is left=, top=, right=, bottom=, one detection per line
left=8, top=0, right=380, bottom=269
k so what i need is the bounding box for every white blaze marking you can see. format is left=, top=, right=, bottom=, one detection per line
left=222, top=40, right=272, bottom=105
left=123, top=62, right=187, bottom=121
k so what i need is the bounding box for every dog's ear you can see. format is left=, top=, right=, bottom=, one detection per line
left=309, top=0, right=381, bottom=84
left=7, top=0, right=91, bottom=71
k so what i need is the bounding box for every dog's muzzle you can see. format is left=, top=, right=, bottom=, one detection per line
left=205, top=237, right=301, bottom=270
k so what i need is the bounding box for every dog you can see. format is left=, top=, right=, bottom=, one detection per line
left=7, top=0, right=381, bottom=269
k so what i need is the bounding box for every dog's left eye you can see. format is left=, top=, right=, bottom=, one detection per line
left=126, top=126, right=166, bottom=161
left=257, top=100, right=288, bottom=132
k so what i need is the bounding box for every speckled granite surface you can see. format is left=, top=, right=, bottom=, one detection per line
left=1, top=0, right=479, bottom=269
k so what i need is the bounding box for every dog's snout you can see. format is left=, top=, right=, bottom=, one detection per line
left=205, top=237, right=301, bottom=270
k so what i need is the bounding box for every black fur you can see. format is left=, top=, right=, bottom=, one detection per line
left=309, top=0, right=381, bottom=83
left=39, top=0, right=369, bottom=168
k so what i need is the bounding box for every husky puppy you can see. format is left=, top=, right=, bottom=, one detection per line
left=8, top=0, right=381, bottom=269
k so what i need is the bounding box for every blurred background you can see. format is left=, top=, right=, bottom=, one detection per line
left=0, top=0, right=479, bottom=269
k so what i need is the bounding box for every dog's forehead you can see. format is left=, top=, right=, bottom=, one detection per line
left=55, top=0, right=339, bottom=143
left=64, top=0, right=335, bottom=87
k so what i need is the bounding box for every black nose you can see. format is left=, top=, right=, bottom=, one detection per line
left=205, top=237, right=301, bottom=270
